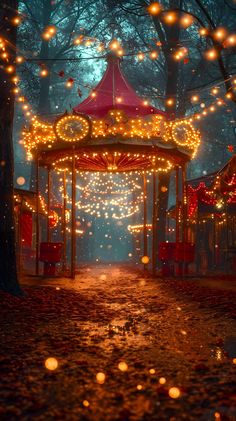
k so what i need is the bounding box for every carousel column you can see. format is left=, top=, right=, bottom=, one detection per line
left=181, top=163, right=188, bottom=243
left=71, top=150, right=76, bottom=279
left=175, top=166, right=180, bottom=243
left=47, top=167, right=51, bottom=242
left=62, top=171, right=67, bottom=272
left=143, top=173, right=148, bottom=269
left=35, top=155, right=40, bottom=275
left=152, top=172, right=157, bottom=275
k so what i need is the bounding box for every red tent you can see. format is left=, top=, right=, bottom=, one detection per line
left=73, top=54, right=165, bottom=118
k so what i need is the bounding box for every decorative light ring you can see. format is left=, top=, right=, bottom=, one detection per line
left=170, top=120, right=196, bottom=148
left=55, top=114, right=91, bottom=143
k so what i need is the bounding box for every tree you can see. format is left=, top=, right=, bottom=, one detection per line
left=0, top=0, right=22, bottom=295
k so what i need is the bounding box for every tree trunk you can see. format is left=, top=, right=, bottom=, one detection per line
left=156, top=0, right=182, bottom=254
left=38, top=0, right=52, bottom=115
left=30, top=0, right=52, bottom=190
left=0, top=0, right=23, bottom=295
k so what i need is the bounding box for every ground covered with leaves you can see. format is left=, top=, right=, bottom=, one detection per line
left=0, top=265, right=236, bottom=420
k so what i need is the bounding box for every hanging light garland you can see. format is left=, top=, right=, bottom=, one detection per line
left=63, top=172, right=144, bottom=220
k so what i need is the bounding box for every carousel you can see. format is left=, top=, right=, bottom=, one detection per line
left=22, top=52, right=201, bottom=278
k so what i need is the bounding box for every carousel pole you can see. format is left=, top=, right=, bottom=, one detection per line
left=18, top=199, right=23, bottom=276
left=71, top=150, right=76, bottom=279
left=152, top=172, right=157, bottom=275
left=47, top=167, right=51, bottom=242
left=35, top=155, right=40, bottom=275
left=175, top=166, right=180, bottom=243
left=143, top=172, right=148, bottom=269
left=62, top=171, right=67, bottom=272
left=182, top=163, right=188, bottom=243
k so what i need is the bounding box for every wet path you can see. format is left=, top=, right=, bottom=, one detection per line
left=1, top=265, right=236, bottom=420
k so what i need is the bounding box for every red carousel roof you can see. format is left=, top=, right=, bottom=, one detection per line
left=73, top=54, right=165, bottom=118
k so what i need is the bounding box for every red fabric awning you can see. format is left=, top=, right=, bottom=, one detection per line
left=73, top=54, right=165, bottom=118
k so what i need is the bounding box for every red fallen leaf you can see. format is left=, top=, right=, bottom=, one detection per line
left=58, top=70, right=65, bottom=77
left=184, top=57, right=189, bottom=64
left=228, top=145, right=234, bottom=153
left=194, top=363, right=209, bottom=371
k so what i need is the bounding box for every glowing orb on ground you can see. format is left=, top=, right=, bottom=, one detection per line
left=141, top=256, right=150, bottom=264
left=45, top=357, right=58, bottom=371
left=83, top=400, right=90, bottom=407
left=168, top=387, right=181, bottom=399
left=17, top=176, right=25, bottom=186
left=118, top=361, right=128, bottom=372
left=96, top=372, right=106, bottom=384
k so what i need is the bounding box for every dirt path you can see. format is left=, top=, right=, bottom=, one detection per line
left=0, top=265, right=236, bottom=420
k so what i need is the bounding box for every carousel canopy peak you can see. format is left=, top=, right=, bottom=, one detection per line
left=73, top=52, right=165, bottom=118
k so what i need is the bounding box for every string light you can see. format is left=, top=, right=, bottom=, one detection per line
left=205, top=48, right=218, bottom=60
left=163, top=12, right=177, bottom=25
left=213, top=27, right=228, bottom=42
left=199, top=28, right=209, bottom=36
left=23, top=111, right=200, bottom=162
left=180, top=14, right=194, bottom=28
left=147, top=2, right=162, bottom=15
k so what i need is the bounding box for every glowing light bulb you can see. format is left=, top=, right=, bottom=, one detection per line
left=109, top=39, right=119, bottom=50
left=166, top=98, right=174, bottom=106
left=150, top=50, right=158, bottom=59
left=191, top=95, right=199, bottom=102
left=42, top=32, right=51, bottom=40
left=213, top=27, right=227, bottom=41
left=137, top=52, right=145, bottom=61
left=6, top=65, right=14, bottom=73
left=226, top=91, right=233, bottom=99
left=180, top=14, right=194, bottom=28
left=211, top=87, right=219, bottom=95
left=199, top=27, right=208, bottom=36
left=40, top=68, right=48, bottom=77
left=16, top=56, right=24, bottom=63
left=147, top=2, right=162, bottom=15
left=205, top=48, right=218, bottom=60
left=48, top=25, right=57, bottom=35
left=12, top=17, right=21, bottom=25
left=163, top=12, right=177, bottom=24
left=225, top=34, right=236, bottom=46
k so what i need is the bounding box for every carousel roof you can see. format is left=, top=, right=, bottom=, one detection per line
left=73, top=54, right=165, bottom=118
left=23, top=53, right=200, bottom=173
